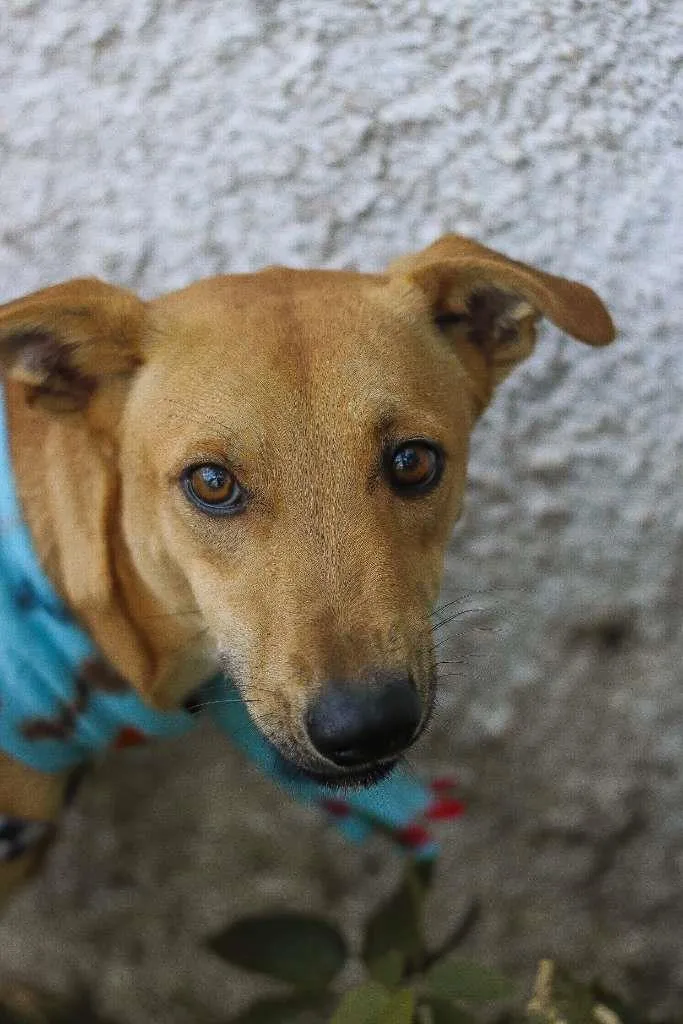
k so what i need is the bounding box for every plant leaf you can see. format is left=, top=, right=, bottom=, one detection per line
left=419, top=999, right=479, bottom=1023
left=376, top=988, right=415, bottom=1024
left=207, top=913, right=347, bottom=990
left=362, top=865, right=426, bottom=972
left=412, top=856, right=437, bottom=892
left=367, top=949, right=406, bottom=988
left=330, top=981, right=391, bottom=1024
left=421, top=957, right=516, bottom=1005
left=226, top=993, right=333, bottom=1023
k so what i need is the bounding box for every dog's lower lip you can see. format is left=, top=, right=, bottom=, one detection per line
left=294, top=757, right=400, bottom=789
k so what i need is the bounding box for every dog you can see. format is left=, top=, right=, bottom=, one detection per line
left=0, top=234, right=615, bottom=919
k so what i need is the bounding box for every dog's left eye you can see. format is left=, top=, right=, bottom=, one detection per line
left=385, top=440, right=443, bottom=496
left=182, top=463, right=247, bottom=515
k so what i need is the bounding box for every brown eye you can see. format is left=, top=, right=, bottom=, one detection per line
left=386, top=440, right=443, bottom=496
left=182, top=464, right=246, bottom=515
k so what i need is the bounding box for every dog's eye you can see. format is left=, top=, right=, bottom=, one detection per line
left=385, top=441, right=443, bottom=496
left=182, top=463, right=247, bottom=515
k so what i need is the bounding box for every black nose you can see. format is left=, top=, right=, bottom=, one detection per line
left=305, top=673, right=422, bottom=768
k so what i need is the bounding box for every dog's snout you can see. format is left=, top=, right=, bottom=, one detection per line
left=305, top=672, right=422, bottom=768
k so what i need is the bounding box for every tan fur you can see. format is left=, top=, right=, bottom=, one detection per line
left=0, top=235, right=615, bottom=911
left=0, top=752, right=67, bottom=908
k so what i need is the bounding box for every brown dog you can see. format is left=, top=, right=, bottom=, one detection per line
left=0, top=234, right=615, bottom=912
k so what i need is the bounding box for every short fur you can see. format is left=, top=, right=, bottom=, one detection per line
left=0, top=235, right=615, bottom=911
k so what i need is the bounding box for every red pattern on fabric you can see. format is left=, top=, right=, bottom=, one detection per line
left=430, top=777, right=459, bottom=794
left=113, top=726, right=148, bottom=749
left=425, top=797, right=466, bottom=821
left=396, top=824, right=432, bottom=849
left=322, top=798, right=351, bottom=818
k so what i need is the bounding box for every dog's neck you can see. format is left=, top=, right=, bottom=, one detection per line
left=5, top=381, right=213, bottom=709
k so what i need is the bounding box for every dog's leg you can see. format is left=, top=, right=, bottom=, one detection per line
left=0, top=756, right=94, bottom=1022
left=0, top=752, right=68, bottom=910
left=0, top=753, right=72, bottom=1020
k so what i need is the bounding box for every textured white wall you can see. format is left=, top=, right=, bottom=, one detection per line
left=1, top=0, right=682, bottom=1020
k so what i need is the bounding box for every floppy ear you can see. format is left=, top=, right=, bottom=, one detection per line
left=0, top=278, right=146, bottom=411
left=388, top=234, right=616, bottom=409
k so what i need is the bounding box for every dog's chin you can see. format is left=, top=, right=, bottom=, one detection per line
left=289, top=757, right=400, bottom=790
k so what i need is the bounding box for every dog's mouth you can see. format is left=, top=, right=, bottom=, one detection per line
left=214, top=650, right=435, bottom=790
left=287, top=756, right=401, bottom=790
left=271, top=709, right=432, bottom=791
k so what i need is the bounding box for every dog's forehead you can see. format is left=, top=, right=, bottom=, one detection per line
left=133, top=268, right=473, bottom=476
left=147, top=268, right=455, bottom=402
left=155, top=266, right=387, bottom=308
left=151, top=267, right=393, bottom=358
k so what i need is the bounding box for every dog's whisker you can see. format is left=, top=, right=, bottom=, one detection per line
left=429, top=624, right=498, bottom=652
left=198, top=688, right=284, bottom=704
left=429, top=594, right=479, bottom=618
left=430, top=584, right=511, bottom=618
left=435, top=652, right=488, bottom=665
left=432, top=604, right=487, bottom=621
left=187, top=697, right=269, bottom=710
left=467, top=623, right=497, bottom=632
left=430, top=634, right=462, bottom=653
left=191, top=679, right=287, bottom=702
left=431, top=607, right=486, bottom=632
left=428, top=590, right=497, bottom=618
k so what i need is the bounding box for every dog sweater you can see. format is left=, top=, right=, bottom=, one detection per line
left=0, top=384, right=461, bottom=863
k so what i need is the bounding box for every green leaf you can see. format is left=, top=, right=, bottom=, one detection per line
left=226, top=993, right=333, bottom=1023
left=367, top=949, right=406, bottom=988
left=330, top=982, right=391, bottom=1024
left=376, top=988, right=415, bottom=1024
left=207, top=913, right=347, bottom=990
left=362, top=865, right=426, bottom=972
left=419, top=999, right=478, bottom=1023
left=412, top=856, right=437, bottom=892
left=421, top=957, right=516, bottom=1005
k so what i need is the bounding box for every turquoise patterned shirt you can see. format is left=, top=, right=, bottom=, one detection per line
left=0, top=382, right=457, bottom=861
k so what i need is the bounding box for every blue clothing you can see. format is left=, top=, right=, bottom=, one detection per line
left=0, top=383, right=195, bottom=772
left=0, top=383, right=444, bottom=860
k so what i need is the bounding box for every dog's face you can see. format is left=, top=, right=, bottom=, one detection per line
left=0, top=236, right=615, bottom=783
left=121, top=270, right=475, bottom=781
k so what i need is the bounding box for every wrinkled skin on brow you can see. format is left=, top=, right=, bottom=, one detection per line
left=116, top=270, right=475, bottom=766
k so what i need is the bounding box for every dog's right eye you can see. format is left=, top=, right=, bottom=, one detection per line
left=384, top=440, right=444, bottom=497
left=182, top=463, right=248, bottom=516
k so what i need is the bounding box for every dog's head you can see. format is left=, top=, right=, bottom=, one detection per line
left=0, top=236, right=615, bottom=784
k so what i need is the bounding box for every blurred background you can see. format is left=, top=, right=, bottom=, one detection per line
left=0, top=0, right=681, bottom=1020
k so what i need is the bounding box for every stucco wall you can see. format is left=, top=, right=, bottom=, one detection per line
left=1, top=0, right=682, bottom=1020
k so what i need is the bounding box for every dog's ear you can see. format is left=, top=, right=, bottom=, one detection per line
left=388, top=234, right=616, bottom=410
left=0, top=278, right=146, bottom=412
